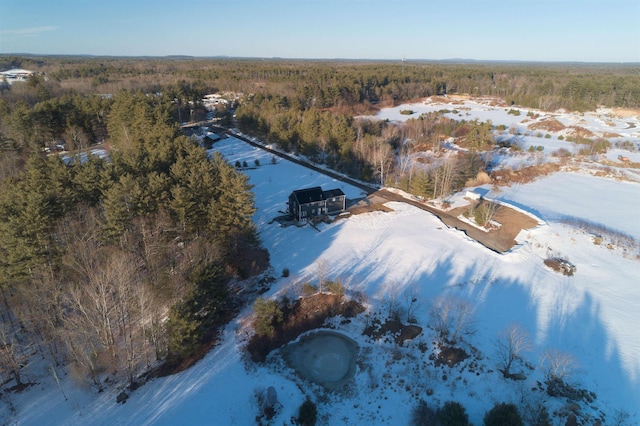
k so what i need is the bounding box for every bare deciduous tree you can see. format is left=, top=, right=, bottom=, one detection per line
left=429, top=295, right=475, bottom=344
left=495, top=323, right=532, bottom=378
left=432, top=156, right=457, bottom=200
left=474, top=200, right=502, bottom=228
left=368, top=135, right=394, bottom=186
left=384, top=285, right=402, bottom=321
left=0, top=323, right=24, bottom=386
left=62, top=124, right=89, bottom=152
left=404, top=285, right=421, bottom=323
left=315, top=258, right=329, bottom=293
left=539, top=349, right=578, bottom=382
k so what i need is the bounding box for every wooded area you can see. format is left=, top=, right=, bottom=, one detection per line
left=0, top=55, right=638, bottom=391
left=0, top=84, right=263, bottom=390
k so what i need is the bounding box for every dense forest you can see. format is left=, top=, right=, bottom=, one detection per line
left=1, top=55, right=639, bottom=391
left=0, top=86, right=263, bottom=390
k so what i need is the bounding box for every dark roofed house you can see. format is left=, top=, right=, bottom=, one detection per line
left=203, top=132, right=223, bottom=149
left=288, top=186, right=346, bottom=225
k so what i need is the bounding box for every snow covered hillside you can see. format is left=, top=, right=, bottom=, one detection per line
left=4, top=101, right=639, bottom=426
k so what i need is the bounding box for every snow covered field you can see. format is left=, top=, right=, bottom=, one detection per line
left=4, top=101, right=640, bottom=425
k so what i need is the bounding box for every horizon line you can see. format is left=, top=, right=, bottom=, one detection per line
left=1, top=53, right=638, bottom=65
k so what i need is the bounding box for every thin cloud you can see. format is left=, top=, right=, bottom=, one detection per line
left=1, top=26, right=58, bottom=37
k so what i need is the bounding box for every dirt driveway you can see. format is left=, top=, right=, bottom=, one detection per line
left=348, top=189, right=539, bottom=253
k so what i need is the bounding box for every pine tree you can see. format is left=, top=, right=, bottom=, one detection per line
left=208, top=154, right=257, bottom=244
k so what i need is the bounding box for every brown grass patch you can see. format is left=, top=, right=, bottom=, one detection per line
left=465, top=171, right=492, bottom=187
left=491, top=162, right=561, bottom=185
left=613, top=108, right=640, bottom=119
left=566, top=126, right=595, bottom=139
left=529, top=118, right=566, bottom=132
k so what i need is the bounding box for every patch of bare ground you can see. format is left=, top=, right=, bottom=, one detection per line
left=347, top=193, right=395, bottom=215
left=430, top=343, right=470, bottom=367
left=247, top=293, right=365, bottom=362
left=528, top=118, right=566, bottom=132
left=363, top=318, right=423, bottom=346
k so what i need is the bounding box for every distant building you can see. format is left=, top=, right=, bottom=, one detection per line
left=0, top=69, right=35, bottom=84
left=288, top=186, right=346, bottom=224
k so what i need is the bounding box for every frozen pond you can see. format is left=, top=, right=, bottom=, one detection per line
left=282, top=331, right=358, bottom=389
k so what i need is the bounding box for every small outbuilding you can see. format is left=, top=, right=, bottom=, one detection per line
left=288, top=186, right=346, bottom=224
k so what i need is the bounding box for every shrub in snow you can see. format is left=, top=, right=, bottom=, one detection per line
left=301, top=282, right=318, bottom=297
left=437, top=401, right=470, bottom=426
left=411, top=399, right=438, bottom=426
left=281, top=267, right=290, bottom=278
left=253, top=297, right=283, bottom=336
left=483, top=402, right=523, bottom=426
left=522, top=402, right=552, bottom=426
left=543, top=257, right=576, bottom=276
left=297, top=397, right=317, bottom=426
left=325, top=279, right=345, bottom=297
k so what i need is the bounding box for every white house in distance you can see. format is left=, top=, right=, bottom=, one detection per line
left=0, top=69, right=35, bottom=85
left=203, top=93, right=230, bottom=111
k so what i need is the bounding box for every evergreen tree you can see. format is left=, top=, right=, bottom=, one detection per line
left=437, top=401, right=470, bottom=426
left=483, top=402, right=523, bottom=426
left=208, top=153, right=257, bottom=245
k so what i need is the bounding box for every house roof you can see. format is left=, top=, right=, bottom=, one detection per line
left=291, top=187, right=345, bottom=205
left=291, top=187, right=324, bottom=204
left=0, top=69, right=34, bottom=76
left=322, top=188, right=345, bottom=199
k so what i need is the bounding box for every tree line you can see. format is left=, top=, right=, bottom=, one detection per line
left=4, top=56, right=639, bottom=110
